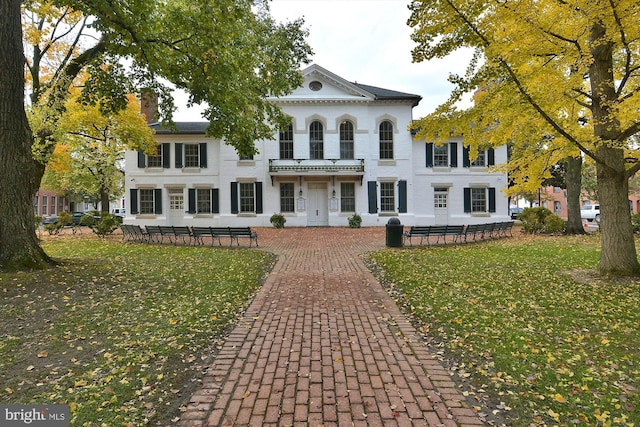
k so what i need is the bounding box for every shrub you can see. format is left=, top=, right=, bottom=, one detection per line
left=44, top=211, right=72, bottom=235
left=270, top=213, right=286, bottom=229
left=348, top=213, right=362, bottom=228
left=81, top=211, right=119, bottom=237
left=519, top=207, right=565, bottom=234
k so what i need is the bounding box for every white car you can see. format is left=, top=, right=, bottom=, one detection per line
left=580, top=204, right=600, bottom=222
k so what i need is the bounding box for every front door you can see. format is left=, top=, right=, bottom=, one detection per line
left=434, top=187, right=449, bottom=225
left=307, top=183, right=329, bottom=226
left=168, top=189, right=184, bottom=225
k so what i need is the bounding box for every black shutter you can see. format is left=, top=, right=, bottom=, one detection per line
left=162, top=143, right=170, bottom=168
left=231, top=182, right=238, bottom=214
left=212, top=189, right=219, bottom=214
left=187, top=188, right=196, bottom=214
left=175, top=143, right=183, bottom=168
left=255, top=182, right=263, bottom=214
left=368, top=181, right=377, bottom=214
left=463, top=146, right=471, bottom=167
left=426, top=143, right=433, bottom=167
left=154, top=189, right=162, bottom=214
left=199, top=143, right=207, bottom=168
left=488, top=148, right=495, bottom=166
left=450, top=143, right=458, bottom=167
left=137, top=151, right=146, bottom=168
left=130, top=189, right=139, bottom=214
left=488, top=188, right=496, bottom=212
left=398, top=180, right=407, bottom=213
left=463, top=188, right=471, bottom=212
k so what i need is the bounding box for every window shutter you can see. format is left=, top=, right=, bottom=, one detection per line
left=199, top=143, right=207, bottom=168
left=187, top=188, right=196, bottom=214
left=368, top=181, right=377, bottom=214
left=450, top=143, right=458, bottom=167
left=162, top=143, right=170, bottom=168
left=255, top=182, right=263, bottom=214
left=463, top=146, right=471, bottom=167
left=154, top=189, right=163, bottom=214
left=398, top=180, right=407, bottom=213
left=137, top=151, right=146, bottom=168
left=212, top=189, right=219, bottom=213
left=463, top=188, right=471, bottom=212
left=130, top=189, right=139, bottom=214
left=488, top=188, right=496, bottom=212
left=175, top=143, right=183, bottom=168
left=488, top=148, right=495, bottom=166
left=426, top=143, right=433, bottom=167
left=230, top=182, right=238, bottom=214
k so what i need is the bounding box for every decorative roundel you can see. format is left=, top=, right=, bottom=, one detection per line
left=309, top=81, right=323, bottom=91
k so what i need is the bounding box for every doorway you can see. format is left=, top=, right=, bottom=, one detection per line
left=307, top=183, right=329, bottom=226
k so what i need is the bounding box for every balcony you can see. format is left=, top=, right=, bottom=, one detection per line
left=269, top=159, right=365, bottom=175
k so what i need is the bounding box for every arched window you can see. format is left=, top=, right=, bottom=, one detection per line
left=379, top=121, right=393, bottom=159
left=279, top=123, right=293, bottom=159
left=309, top=121, right=324, bottom=160
left=339, top=121, right=354, bottom=159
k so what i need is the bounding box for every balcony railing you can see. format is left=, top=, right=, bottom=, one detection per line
left=269, top=159, right=365, bottom=175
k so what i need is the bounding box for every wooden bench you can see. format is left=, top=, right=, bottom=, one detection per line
left=171, top=226, right=193, bottom=245
left=228, top=227, right=259, bottom=247
left=120, top=224, right=148, bottom=243
left=190, top=226, right=259, bottom=247
left=403, top=226, right=431, bottom=246
left=145, top=225, right=162, bottom=243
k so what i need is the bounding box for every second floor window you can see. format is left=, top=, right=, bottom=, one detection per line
left=279, top=124, right=294, bottom=159
left=379, top=121, right=394, bottom=160
left=184, top=144, right=200, bottom=167
left=340, top=121, right=354, bottom=159
left=310, top=121, right=324, bottom=160
left=147, top=145, right=163, bottom=167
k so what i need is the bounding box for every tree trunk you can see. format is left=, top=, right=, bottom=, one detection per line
left=100, top=187, right=110, bottom=214
left=564, top=156, right=585, bottom=234
left=589, top=22, right=639, bottom=275
left=0, top=0, right=52, bottom=269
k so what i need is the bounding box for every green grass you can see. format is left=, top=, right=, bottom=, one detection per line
left=0, top=237, right=273, bottom=426
left=368, top=235, right=639, bottom=426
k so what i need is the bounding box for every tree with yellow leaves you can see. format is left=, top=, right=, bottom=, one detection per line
left=409, top=0, right=640, bottom=275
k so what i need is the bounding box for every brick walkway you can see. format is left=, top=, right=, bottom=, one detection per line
left=178, top=227, right=486, bottom=427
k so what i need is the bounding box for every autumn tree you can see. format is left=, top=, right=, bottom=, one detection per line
left=1, top=0, right=311, bottom=269
left=409, top=0, right=640, bottom=275
left=41, top=91, right=156, bottom=212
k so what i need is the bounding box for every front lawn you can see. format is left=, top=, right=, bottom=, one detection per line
left=368, top=234, right=639, bottom=426
left=0, top=237, right=273, bottom=426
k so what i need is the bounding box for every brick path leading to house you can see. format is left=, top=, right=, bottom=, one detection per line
left=178, top=227, right=486, bottom=427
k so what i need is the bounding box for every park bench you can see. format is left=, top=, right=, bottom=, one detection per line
left=145, top=225, right=162, bottom=243
left=120, top=224, right=148, bottom=243
left=227, top=227, right=259, bottom=247
left=171, top=226, right=194, bottom=245
left=190, top=226, right=259, bottom=247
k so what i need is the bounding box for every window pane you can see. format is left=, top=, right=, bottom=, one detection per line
left=471, top=188, right=487, bottom=212
left=379, top=121, right=393, bottom=160
left=239, top=183, right=255, bottom=213
left=279, top=124, right=294, bottom=159
left=280, top=183, right=295, bottom=213
left=434, top=188, right=448, bottom=208
left=380, top=182, right=395, bottom=212
left=310, top=121, right=323, bottom=160
left=340, top=182, right=355, bottom=212
left=340, top=121, right=354, bottom=160
left=196, top=189, right=211, bottom=213
left=434, top=145, right=448, bottom=166
left=147, top=145, right=163, bottom=167
left=140, top=189, right=155, bottom=214
left=185, top=144, right=199, bottom=167
left=471, top=150, right=486, bottom=167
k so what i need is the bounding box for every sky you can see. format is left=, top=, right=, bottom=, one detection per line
left=174, top=0, right=472, bottom=121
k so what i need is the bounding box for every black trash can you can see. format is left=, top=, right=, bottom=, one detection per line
left=385, top=217, right=403, bottom=247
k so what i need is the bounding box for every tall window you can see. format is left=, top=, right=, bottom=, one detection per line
left=379, top=121, right=394, bottom=160
left=147, top=145, right=163, bottom=167
left=434, top=145, right=449, bottom=166
left=42, top=196, right=48, bottom=215
left=310, top=121, right=324, bottom=160
left=279, top=124, right=294, bottom=159
left=380, top=182, right=395, bottom=212
left=470, top=188, right=487, bottom=212
left=239, top=183, right=255, bottom=213
left=341, top=183, right=355, bottom=212
left=184, top=144, right=200, bottom=167
left=196, top=189, right=211, bottom=214
left=140, top=189, right=156, bottom=214
left=280, top=183, right=295, bottom=213
left=340, top=121, right=354, bottom=159
left=470, top=150, right=486, bottom=167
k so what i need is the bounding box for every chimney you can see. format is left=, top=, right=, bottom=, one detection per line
left=140, top=89, right=158, bottom=124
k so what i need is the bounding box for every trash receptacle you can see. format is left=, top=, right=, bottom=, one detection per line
left=385, top=217, right=403, bottom=247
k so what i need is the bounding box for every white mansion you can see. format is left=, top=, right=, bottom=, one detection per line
left=123, top=64, right=509, bottom=228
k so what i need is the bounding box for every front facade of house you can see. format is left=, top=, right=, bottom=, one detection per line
left=124, top=65, right=509, bottom=227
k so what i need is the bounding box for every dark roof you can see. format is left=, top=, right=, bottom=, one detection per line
left=353, top=83, right=422, bottom=106
left=150, top=122, right=208, bottom=134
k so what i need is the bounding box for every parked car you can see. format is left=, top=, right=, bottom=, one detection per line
left=41, top=215, right=58, bottom=225
left=70, top=212, right=86, bottom=225
left=580, top=204, right=600, bottom=222
left=510, top=207, right=524, bottom=220
left=112, top=208, right=126, bottom=218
